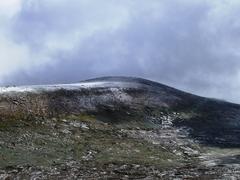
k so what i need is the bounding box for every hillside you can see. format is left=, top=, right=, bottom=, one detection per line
left=0, top=77, right=240, bottom=179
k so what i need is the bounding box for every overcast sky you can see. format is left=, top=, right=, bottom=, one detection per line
left=1, top=0, right=240, bottom=103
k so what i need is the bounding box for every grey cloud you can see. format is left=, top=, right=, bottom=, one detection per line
left=3, top=0, right=240, bottom=103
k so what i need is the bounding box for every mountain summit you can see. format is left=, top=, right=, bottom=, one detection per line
left=1, top=77, right=240, bottom=179
left=0, top=76, right=239, bottom=145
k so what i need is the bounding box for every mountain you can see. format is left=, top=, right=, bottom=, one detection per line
left=0, top=76, right=240, bottom=179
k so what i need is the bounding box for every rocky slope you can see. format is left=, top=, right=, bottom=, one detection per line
left=0, top=76, right=240, bottom=179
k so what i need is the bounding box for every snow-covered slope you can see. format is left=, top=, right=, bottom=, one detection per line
left=1, top=77, right=240, bottom=179
left=0, top=76, right=240, bottom=146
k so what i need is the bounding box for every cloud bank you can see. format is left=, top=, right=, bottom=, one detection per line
left=1, top=0, right=240, bottom=103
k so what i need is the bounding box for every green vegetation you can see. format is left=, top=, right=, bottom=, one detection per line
left=0, top=114, right=181, bottom=170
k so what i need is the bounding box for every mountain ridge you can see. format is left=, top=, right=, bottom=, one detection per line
left=1, top=76, right=240, bottom=178
left=0, top=76, right=239, bottom=146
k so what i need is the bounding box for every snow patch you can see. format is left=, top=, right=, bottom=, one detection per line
left=0, top=81, right=143, bottom=94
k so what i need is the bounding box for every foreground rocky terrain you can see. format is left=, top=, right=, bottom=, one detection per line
left=0, top=77, right=240, bottom=179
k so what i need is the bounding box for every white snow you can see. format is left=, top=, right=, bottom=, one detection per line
left=0, top=81, right=141, bottom=94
